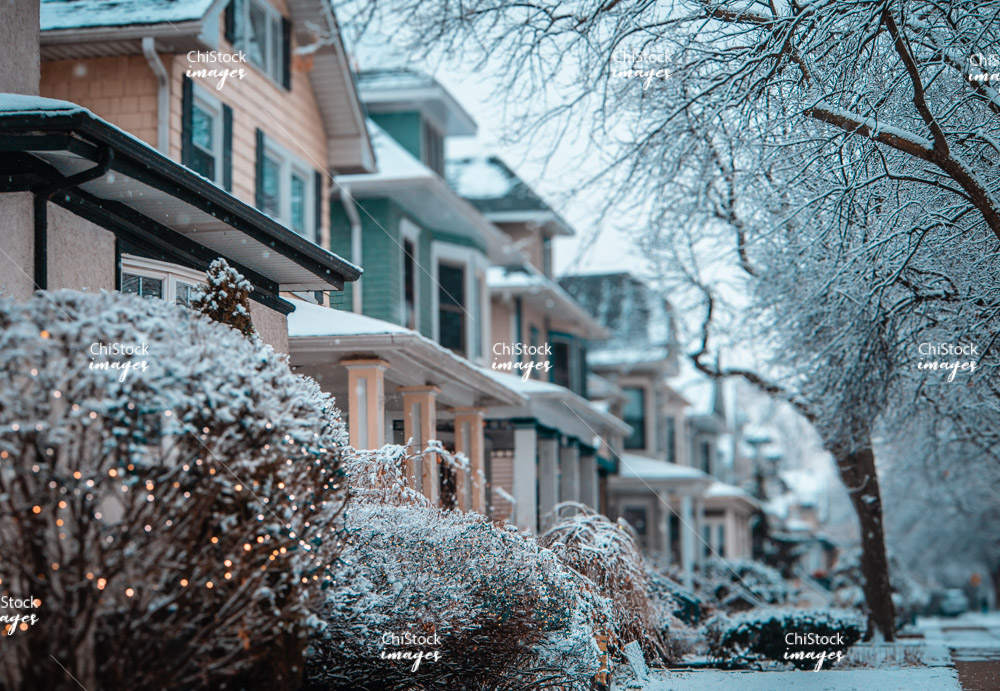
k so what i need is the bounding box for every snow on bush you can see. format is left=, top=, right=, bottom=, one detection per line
left=307, top=447, right=611, bottom=689
left=706, top=608, right=863, bottom=670
left=0, top=291, right=348, bottom=690
left=539, top=502, right=675, bottom=665
left=190, top=257, right=255, bottom=336
left=702, top=558, right=793, bottom=612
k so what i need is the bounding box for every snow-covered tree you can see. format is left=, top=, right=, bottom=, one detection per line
left=337, top=0, right=1000, bottom=642
left=191, top=258, right=255, bottom=337
left=0, top=291, right=348, bottom=690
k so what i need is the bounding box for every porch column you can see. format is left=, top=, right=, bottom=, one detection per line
left=658, top=490, right=671, bottom=563
left=538, top=435, right=559, bottom=531
left=725, top=508, right=738, bottom=560
left=681, top=494, right=695, bottom=590
left=343, top=358, right=388, bottom=450
left=453, top=407, right=486, bottom=513
left=399, top=385, right=440, bottom=505
left=695, top=497, right=706, bottom=569
left=579, top=450, right=598, bottom=509
left=513, top=421, right=538, bottom=533
left=559, top=440, right=580, bottom=506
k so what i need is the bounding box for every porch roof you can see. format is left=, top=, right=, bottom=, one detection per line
left=705, top=481, right=760, bottom=512
left=608, top=453, right=713, bottom=492
left=287, top=301, right=526, bottom=409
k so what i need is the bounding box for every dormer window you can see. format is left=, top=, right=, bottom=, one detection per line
left=623, top=387, right=647, bottom=450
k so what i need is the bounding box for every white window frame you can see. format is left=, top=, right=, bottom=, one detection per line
left=430, top=242, right=489, bottom=364
left=399, top=218, right=421, bottom=331
left=120, top=255, right=207, bottom=304
left=235, top=0, right=284, bottom=85
left=261, top=136, right=314, bottom=238
left=190, top=84, right=224, bottom=186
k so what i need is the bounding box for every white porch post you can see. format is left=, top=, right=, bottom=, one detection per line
left=342, top=358, right=388, bottom=450
left=695, top=497, right=706, bottom=569
left=399, top=385, right=440, bottom=505
left=559, top=440, right=580, bottom=505
left=538, top=436, right=559, bottom=531
left=725, top=508, right=738, bottom=560
left=681, top=494, right=695, bottom=590
left=658, top=490, right=671, bottom=563
left=578, top=450, right=598, bottom=509
left=513, top=422, right=538, bottom=533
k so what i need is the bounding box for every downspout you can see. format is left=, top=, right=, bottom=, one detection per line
left=34, top=147, right=114, bottom=290
left=337, top=184, right=363, bottom=313
left=141, top=37, right=170, bottom=154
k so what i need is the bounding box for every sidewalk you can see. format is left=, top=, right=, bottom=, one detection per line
left=923, top=612, right=1000, bottom=691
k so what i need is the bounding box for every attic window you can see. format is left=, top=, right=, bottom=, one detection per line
left=226, top=0, right=290, bottom=89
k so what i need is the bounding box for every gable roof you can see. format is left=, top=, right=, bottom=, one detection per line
left=488, top=264, right=607, bottom=339
left=559, top=272, right=675, bottom=370
left=446, top=156, right=574, bottom=236
left=39, top=0, right=374, bottom=173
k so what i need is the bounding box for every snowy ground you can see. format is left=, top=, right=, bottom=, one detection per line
left=618, top=612, right=1000, bottom=690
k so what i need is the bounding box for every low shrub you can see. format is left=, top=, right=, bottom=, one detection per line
left=702, top=558, right=793, bottom=612
left=707, top=608, right=863, bottom=670
left=306, top=449, right=611, bottom=690
left=540, top=502, right=675, bottom=665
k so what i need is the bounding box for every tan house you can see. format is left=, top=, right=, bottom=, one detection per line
left=1, top=0, right=361, bottom=350
left=31, top=0, right=374, bottom=348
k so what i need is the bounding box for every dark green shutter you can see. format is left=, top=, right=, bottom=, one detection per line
left=181, top=76, right=194, bottom=169
left=314, top=169, right=323, bottom=245
left=223, top=0, right=236, bottom=44
left=222, top=104, right=233, bottom=192
left=281, top=16, right=291, bottom=90
left=255, top=128, right=265, bottom=210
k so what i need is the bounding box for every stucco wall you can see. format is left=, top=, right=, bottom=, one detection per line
left=0, top=193, right=37, bottom=300
left=251, top=301, right=289, bottom=354
left=47, top=204, right=116, bottom=293
left=0, top=0, right=39, bottom=95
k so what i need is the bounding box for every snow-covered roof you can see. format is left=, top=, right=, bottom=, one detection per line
left=615, top=454, right=712, bottom=481
left=0, top=93, right=361, bottom=292
left=337, top=121, right=514, bottom=262
left=487, top=265, right=607, bottom=339
left=288, top=301, right=411, bottom=337
left=478, top=366, right=632, bottom=441
left=560, top=273, right=675, bottom=371
left=704, top=481, right=760, bottom=510
left=288, top=302, right=525, bottom=408
left=41, top=0, right=215, bottom=31
left=357, top=69, right=476, bottom=136
left=446, top=156, right=574, bottom=236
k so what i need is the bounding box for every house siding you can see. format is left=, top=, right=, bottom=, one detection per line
left=0, top=194, right=36, bottom=300
left=369, top=111, right=422, bottom=160
left=47, top=205, right=116, bottom=293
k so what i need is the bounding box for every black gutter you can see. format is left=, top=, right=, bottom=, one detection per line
left=0, top=108, right=362, bottom=287
left=33, top=145, right=113, bottom=289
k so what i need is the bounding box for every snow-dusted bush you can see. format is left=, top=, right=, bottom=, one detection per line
left=308, top=503, right=609, bottom=689
left=539, top=502, right=674, bottom=665
left=0, top=291, right=347, bottom=690
left=702, top=558, right=793, bottom=612
left=645, top=567, right=703, bottom=626
left=308, top=447, right=610, bottom=689
left=707, top=609, right=863, bottom=670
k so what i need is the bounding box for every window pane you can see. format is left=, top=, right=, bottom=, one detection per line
left=262, top=153, right=281, bottom=218
left=403, top=239, right=416, bottom=329
left=176, top=282, right=198, bottom=307
left=439, top=308, right=465, bottom=353
left=247, top=3, right=267, bottom=68
left=121, top=273, right=163, bottom=299
left=551, top=340, right=571, bottom=388
left=192, top=104, right=214, bottom=151
left=438, top=263, right=464, bottom=307
left=290, top=172, right=306, bottom=233
left=623, top=387, right=646, bottom=449
left=189, top=147, right=215, bottom=182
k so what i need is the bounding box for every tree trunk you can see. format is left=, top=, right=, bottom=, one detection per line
left=835, top=445, right=896, bottom=641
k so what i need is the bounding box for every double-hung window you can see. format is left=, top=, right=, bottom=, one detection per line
left=257, top=132, right=316, bottom=239
left=623, top=386, right=647, bottom=450
left=226, top=0, right=289, bottom=87
left=438, top=263, right=466, bottom=354
left=188, top=86, right=223, bottom=185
